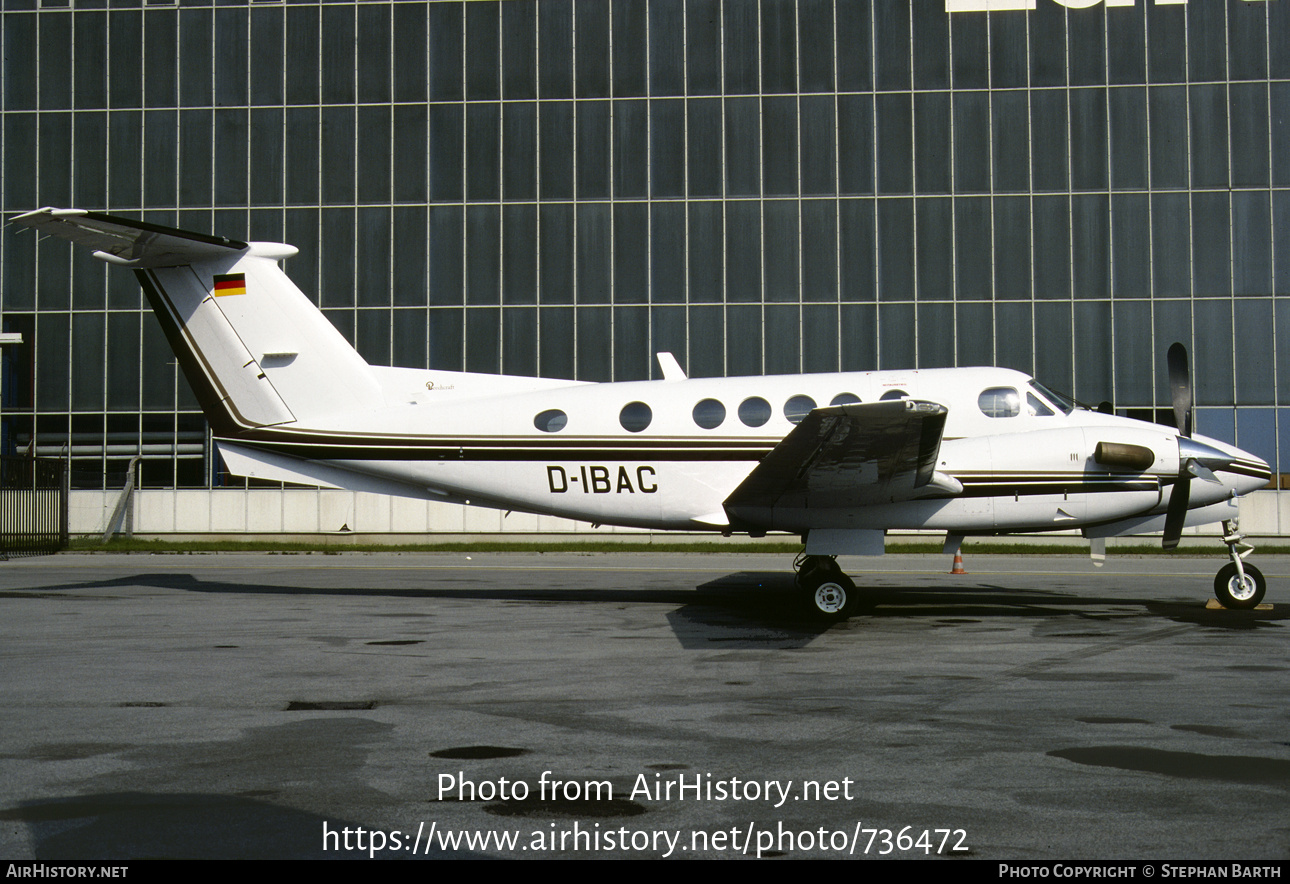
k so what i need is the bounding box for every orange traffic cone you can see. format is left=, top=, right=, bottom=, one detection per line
left=950, top=551, right=966, bottom=575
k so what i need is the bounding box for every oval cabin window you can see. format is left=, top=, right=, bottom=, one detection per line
left=619, top=401, right=653, bottom=432
left=738, top=397, right=772, bottom=427
left=534, top=409, right=568, bottom=432
left=692, top=398, right=726, bottom=429
left=783, top=395, right=816, bottom=424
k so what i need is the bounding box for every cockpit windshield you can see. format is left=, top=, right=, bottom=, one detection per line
left=1028, top=380, right=1078, bottom=415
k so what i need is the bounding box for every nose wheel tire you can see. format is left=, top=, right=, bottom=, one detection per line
left=1214, top=562, right=1265, bottom=610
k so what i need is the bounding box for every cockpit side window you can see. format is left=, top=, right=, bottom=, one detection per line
left=978, top=387, right=1021, bottom=418
left=1026, top=392, right=1055, bottom=417
left=1029, top=380, right=1077, bottom=415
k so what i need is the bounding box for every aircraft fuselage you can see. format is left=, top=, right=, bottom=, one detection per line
left=215, top=365, right=1269, bottom=538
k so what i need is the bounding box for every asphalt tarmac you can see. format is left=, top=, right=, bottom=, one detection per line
left=1, top=551, right=1287, bottom=860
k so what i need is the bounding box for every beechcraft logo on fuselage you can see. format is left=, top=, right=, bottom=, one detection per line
left=947, top=0, right=1272, bottom=10
left=547, top=466, right=657, bottom=494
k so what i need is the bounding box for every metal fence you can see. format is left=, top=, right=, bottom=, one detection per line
left=0, top=456, right=68, bottom=557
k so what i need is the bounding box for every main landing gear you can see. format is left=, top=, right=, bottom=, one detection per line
left=794, top=554, right=864, bottom=622
left=1214, top=518, right=1265, bottom=610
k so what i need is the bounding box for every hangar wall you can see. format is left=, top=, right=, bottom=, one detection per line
left=1, top=0, right=1288, bottom=513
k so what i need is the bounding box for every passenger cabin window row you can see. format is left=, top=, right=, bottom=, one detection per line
left=536, top=384, right=1068, bottom=432
left=533, top=393, right=866, bottom=433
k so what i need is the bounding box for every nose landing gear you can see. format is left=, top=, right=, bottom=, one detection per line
left=1214, top=519, right=1265, bottom=609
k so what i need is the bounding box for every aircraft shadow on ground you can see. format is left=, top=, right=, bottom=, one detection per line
left=16, top=570, right=1283, bottom=646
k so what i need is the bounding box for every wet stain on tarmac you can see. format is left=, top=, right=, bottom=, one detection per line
left=285, top=700, right=378, bottom=711
left=8, top=743, right=133, bottom=762
left=430, top=745, right=529, bottom=760
left=0, top=792, right=365, bottom=859
left=1049, top=746, right=1290, bottom=787
left=0, top=592, right=112, bottom=600
left=5, top=718, right=403, bottom=859
left=1026, top=672, right=1173, bottom=682
left=1227, top=664, right=1287, bottom=672
left=1170, top=724, right=1244, bottom=739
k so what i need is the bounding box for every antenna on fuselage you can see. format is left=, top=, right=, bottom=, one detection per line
left=656, top=352, right=687, bottom=382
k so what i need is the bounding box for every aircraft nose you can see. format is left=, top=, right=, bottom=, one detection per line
left=1179, top=433, right=1272, bottom=496
left=1214, top=440, right=1273, bottom=494
left=1237, top=449, right=1274, bottom=493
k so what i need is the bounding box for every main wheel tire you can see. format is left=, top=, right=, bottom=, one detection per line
left=800, top=571, right=858, bottom=622
left=1214, top=562, right=1265, bottom=610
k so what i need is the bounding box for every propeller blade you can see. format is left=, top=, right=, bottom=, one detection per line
left=1166, top=342, right=1192, bottom=437
left=1162, top=473, right=1190, bottom=550
left=1186, top=459, right=1221, bottom=485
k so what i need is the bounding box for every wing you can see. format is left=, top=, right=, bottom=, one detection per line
left=723, top=399, right=957, bottom=527
left=11, top=208, right=247, bottom=268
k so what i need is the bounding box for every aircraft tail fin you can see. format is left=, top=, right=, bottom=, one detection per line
left=12, top=208, right=383, bottom=436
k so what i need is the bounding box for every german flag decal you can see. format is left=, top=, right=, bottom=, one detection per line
left=213, top=273, right=247, bottom=297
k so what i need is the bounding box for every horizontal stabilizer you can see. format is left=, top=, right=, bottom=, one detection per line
left=11, top=208, right=247, bottom=268
left=217, top=441, right=436, bottom=500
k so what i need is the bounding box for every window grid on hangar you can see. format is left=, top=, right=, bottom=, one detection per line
left=0, top=0, right=1288, bottom=489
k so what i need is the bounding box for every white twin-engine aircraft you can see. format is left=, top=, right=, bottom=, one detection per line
left=13, top=208, right=1274, bottom=619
